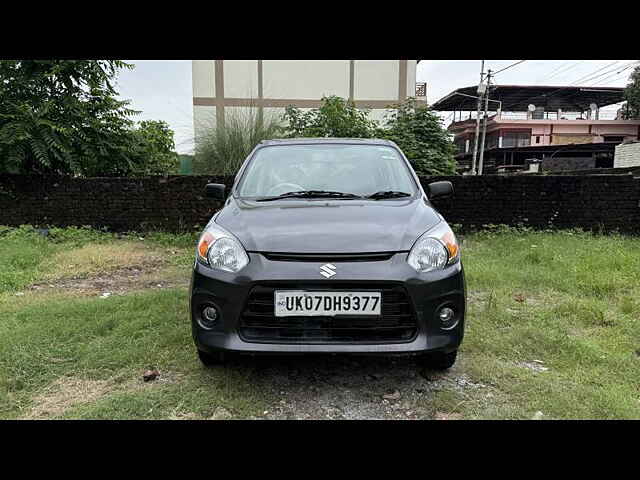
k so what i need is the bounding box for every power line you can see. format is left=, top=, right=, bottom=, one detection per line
left=587, top=62, right=639, bottom=86
left=536, top=61, right=573, bottom=83
left=499, top=61, right=638, bottom=112
left=571, top=61, right=637, bottom=86
left=569, top=61, right=620, bottom=85
left=540, top=61, right=584, bottom=82
left=492, top=60, right=526, bottom=76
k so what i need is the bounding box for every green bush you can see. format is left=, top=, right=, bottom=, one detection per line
left=281, top=96, right=378, bottom=138
left=378, top=98, right=457, bottom=176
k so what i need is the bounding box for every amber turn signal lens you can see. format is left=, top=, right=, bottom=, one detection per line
left=442, top=230, right=459, bottom=260
left=198, top=232, right=215, bottom=260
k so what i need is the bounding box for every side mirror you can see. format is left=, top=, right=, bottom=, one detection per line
left=427, top=181, right=453, bottom=199
left=205, top=183, right=226, bottom=200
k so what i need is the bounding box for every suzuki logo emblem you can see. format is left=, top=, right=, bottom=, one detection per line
left=319, top=263, right=337, bottom=278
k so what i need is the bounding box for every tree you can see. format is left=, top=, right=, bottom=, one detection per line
left=281, top=96, right=378, bottom=138
left=0, top=60, right=178, bottom=176
left=378, top=98, right=457, bottom=176
left=622, top=65, right=640, bottom=120
left=130, top=120, right=179, bottom=175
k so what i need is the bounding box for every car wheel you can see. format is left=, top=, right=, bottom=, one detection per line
left=420, top=350, right=458, bottom=370
left=197, top=349, right=226, bottom=367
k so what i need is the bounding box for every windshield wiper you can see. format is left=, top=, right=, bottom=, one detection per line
left=256, top=190, right=362, bottom=202
left=365, top=190, right=412, bottom=200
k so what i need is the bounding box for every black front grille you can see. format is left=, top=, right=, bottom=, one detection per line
left=261, top=252, right=395, bottom=262
left=238, top=283, right=418, bottom=344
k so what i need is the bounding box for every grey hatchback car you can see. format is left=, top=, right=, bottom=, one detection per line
left=190, top=138, right=466, bottom=369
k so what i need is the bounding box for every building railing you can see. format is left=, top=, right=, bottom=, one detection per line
left=450, top=109, right=623, bottom=125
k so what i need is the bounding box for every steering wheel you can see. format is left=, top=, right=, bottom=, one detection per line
left=266, top=183, right=305, bottom=196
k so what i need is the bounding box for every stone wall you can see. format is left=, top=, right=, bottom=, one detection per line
left=427, top=175, right=640, bottom=234
left=1, top=174, right=639, bottom=234
left=0, top=175, right=233, bottom=232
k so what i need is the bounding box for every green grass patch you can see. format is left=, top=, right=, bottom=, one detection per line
left=0, top=288, right=269, bottom=419
left=1, top=225, right=639, bottom=419
left=452, top=228, right=640, bottom=419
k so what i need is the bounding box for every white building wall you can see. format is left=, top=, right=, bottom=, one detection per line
left=192, top=60, right=419, bottom=142
left=223, top=60, right=259, bottom=99
left=406, top=60, right=417, bottom=100
left=614, top=141, right=640, bottom=168
left=192, top=60, right=215, bottom=98
left=354, top=60, right=398, bottom=100
left=262, top=60, right=350, bottom=100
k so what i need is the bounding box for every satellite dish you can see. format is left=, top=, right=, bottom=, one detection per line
left=528, top=104, right=536, bottom=112
left=590, top=103, right=598, bottom=111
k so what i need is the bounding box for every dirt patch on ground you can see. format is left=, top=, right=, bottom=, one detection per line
left=24, top=377, right=113, bottom=419
left=22, top=242, right=190, bottom=297
left=224, top=354, right=489, bottom=420
left=27, top=264, right=189, bottom=297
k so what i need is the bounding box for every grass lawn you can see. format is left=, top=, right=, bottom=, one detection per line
left=0, top=225, right=638, bottom=420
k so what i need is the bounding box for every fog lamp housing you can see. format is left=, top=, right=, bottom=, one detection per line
left=438, top=306, right=458, bottom=330
left=198, top=305, right=220, bottom=330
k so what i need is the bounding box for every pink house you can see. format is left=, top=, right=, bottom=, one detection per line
left=432, top=85, right=640, bottom=173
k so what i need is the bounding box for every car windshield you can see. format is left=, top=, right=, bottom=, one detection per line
left=237, top=144, right=417, bottom=198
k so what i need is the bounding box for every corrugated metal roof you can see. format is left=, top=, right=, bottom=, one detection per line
left=432, top=85, right=625, bottom=112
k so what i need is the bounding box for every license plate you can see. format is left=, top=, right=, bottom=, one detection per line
left=274, top=291, right=382, bottom=317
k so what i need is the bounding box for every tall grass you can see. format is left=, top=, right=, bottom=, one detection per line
left=193, top=104, right=284, bottom=175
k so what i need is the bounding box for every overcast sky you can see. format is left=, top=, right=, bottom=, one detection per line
left=115, top=60, right=637, bottom=154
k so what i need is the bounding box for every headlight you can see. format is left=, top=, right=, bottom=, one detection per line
left=196, top=223, right=249, bottom=273
left=407, top=222, right=460, bottom=273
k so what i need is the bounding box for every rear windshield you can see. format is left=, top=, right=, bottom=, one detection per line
left=237, top=144, right=417, bottom=198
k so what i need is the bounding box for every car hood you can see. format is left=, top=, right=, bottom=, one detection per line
left=214, top=197, right=443, bottom=253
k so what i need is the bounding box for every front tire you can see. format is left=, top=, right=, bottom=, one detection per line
left=420, top=350, right=458, bottom=370
left=197, top=349, right=226, bottom=367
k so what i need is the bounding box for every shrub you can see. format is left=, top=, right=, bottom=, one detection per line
left=377, top=98, right=457, bottom=176
left=281, top=96, right=378, bottom=138
left=193, top=106, right=283, bottom=175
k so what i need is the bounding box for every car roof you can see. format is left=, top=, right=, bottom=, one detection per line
left=259, top=138, right=395, bottom=146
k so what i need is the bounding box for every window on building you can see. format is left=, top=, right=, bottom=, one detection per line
left=485, top=133, right=499, bottom=150
left=454, top=138, right=466, bottom=154
left=602, top=136, right=625, bottom=144
left=535, top=136, right=541, bottom=144
left=502, top=131, right=531, bottom=148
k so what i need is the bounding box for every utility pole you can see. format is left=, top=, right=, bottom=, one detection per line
left=470, top=60, right=485, bottom=175
left=478, top=69, right=492, bottom=176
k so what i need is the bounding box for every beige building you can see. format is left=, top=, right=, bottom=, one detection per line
left=192, top=60, right=424, bottom=142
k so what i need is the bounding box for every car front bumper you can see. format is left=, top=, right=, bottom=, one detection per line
left=190, top=253, right=466, bottom=355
